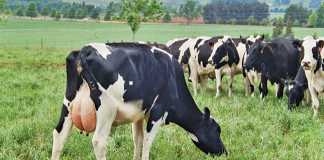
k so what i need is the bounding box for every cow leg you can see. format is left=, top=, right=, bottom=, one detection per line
left=244, top=77, right=251, bottom=96
left=260, top=75, right=268, bottom=99
left=276, top=83, right=285, bottom=99
left=228, top=71, right=234, bottom=97
left=132, top=119, right=144, bottom=160
left=142, top=110, right=168, bottom=160
left=189, top=62, right=198, bottom=96
left=92, top=97, right=117, bottom=160
left=308, top=87, right=320, bottom=118
left=215, top=69, right=222, bottom=97
left=51, top=104, right=73, bottom=160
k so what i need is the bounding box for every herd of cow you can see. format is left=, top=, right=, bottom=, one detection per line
left=50, top=35, right=324, bottom=160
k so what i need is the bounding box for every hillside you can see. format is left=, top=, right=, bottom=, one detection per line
left=62, top=0, right=323, bottom=9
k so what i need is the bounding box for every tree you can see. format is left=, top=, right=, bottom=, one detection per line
left=272, top=17, right=284, bottom=38
left=308, top=12, right=318, bottom=27
left=104, top=10, right=112, bottom=21
left=16, top=7, right=25, bottom=17
left=0, top=0, right=5, bottom=13
left=284, top=4, right=310, bottom=26
left=178, top=0, right=201, bottom=24
left=41, top=6, right=49, bottom=17
left=316, top=3, right=324, bottom=27
left=121, top=0, right=163, bottom=41
left=90, top=8, right=100, bottom=20
left=50, top=10, right=57, bottom=18
left=285, top=17, right=293, bottom=37
left=26, top=3, right=38, bottom=18
left=163, top=11, right=172, bottom=23
left=55, top=12, right=61, bottom=21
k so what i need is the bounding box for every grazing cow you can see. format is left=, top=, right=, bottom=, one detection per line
left=300, top=36, right=324, bottom=117
left=51, top=43, right=227, bottom=160
left=288, top=66, right=309, bottom=109
left=245, top=38, right=302, bottom=99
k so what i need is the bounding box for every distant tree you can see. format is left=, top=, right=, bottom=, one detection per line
left=316, top=3, right=324, bottom=27
left=16, top=7, right=25, bottom=17
left=104, top=10, right=112, bottom=21
left=163, top=11, right=171, bottom=23
left=247, top=16, right=257, bottom=25
left=203, top=0, right=269, bottom=24
left=41, top=6, right=49, bottom=17
left=121, top=0, right=163, bottom=41
left=285, top=17, right=294, bottom=37
left=50, top=10, right=56, bottom=18
left=68, top=8, right=76, bottom=19
left=76, top=9, right=87, bottom=19
left=26, top=3, right=38, bottom=18
left=55, top=12, right=61, bottom=21
left=90, top=8, right=100, bottom=20
left=284, top=4, right=310, bottom=26
left=0, top=0, right=5, bottom=13
left=272, top=17, right=284, bottom=38
left=308, top=12, right=318, bottom=27
left=178, top=0, right=201, bottom=24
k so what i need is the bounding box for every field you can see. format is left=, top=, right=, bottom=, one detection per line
left=0, top=18, right=324, bottom=160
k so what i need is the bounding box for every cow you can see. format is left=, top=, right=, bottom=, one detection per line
left=288, top=66, right=309, bottom=110
left=185, top=36, right=239, bottom=96
left=245, top=38, right=302, bottom=99
left=300, top=36, right=324, bottom=117
left=51, top=43, right=227, bottom=160
left=207, top=36, right=240, bottom=97
left=241, top=35, right=264, bottom=96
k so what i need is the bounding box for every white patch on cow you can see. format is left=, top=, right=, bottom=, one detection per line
left=219, top=55, right=229, bottom=64
left=142, top=112, right=168, bottom=160
left=208, top=40, right=223, bottom=62
left=97, top=74, right=145, bottom=125
left=189, top=133, right=199, bottom=143
left=63, top=97, right=70, bottom=107
left=129, top=81, right=134, bottom=86
left=302, top=37, right=317, bottom=71
left=166, top=37, right=188, bottom=47
left=179, top=38, right=196, bottom=63
left=151, top=46, right=173, bottom=59
left=87, top=43, right=111, bottom=59
left=51, top=116, right=73, bottom=160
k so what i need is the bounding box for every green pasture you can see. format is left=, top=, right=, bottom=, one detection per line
left=0, top=18, right=323, bottom=160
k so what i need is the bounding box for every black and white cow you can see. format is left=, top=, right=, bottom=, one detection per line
left=288, top=66, right=309, bottom=110
left=300, top=36, right=324, bottom=117
left=51, top=43, right=227, bottom=160
left=180, top=36, right=238, bottom=96
left=241, top=35, right=264, bottom=96
left=245, top=38, right=302, bottom=99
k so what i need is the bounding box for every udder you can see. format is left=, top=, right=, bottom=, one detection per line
left=70, top=83, right=96, bottom=133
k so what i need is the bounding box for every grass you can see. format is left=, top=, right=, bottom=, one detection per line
left=0, top=18, right=323, bottom=160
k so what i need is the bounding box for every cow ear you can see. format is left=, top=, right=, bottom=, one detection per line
left=203, top=107, right=210, bottom=120
left=260, top=34, right=265, bottom=41
left=317, top=40, right=324, bottom=49
left=208, top=42, right=215, bottom=48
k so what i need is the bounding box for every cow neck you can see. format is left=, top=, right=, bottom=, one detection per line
left=171, top=70, right=204, bottom=133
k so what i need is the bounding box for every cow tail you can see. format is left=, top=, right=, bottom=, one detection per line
left=79, top=49, right=102, bottom=110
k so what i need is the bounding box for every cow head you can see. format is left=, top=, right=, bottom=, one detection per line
left=288, top=81, right=305, bottom=110
left=244, top=40, right=271, bottom=71
left=191, top=107, right=227, bottom=156
left=301, top=38, right=323, bottom=72
left=211, top=38, right=239, bottom=69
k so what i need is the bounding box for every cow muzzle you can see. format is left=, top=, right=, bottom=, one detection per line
left=301, top=61, right=311, bottom=70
